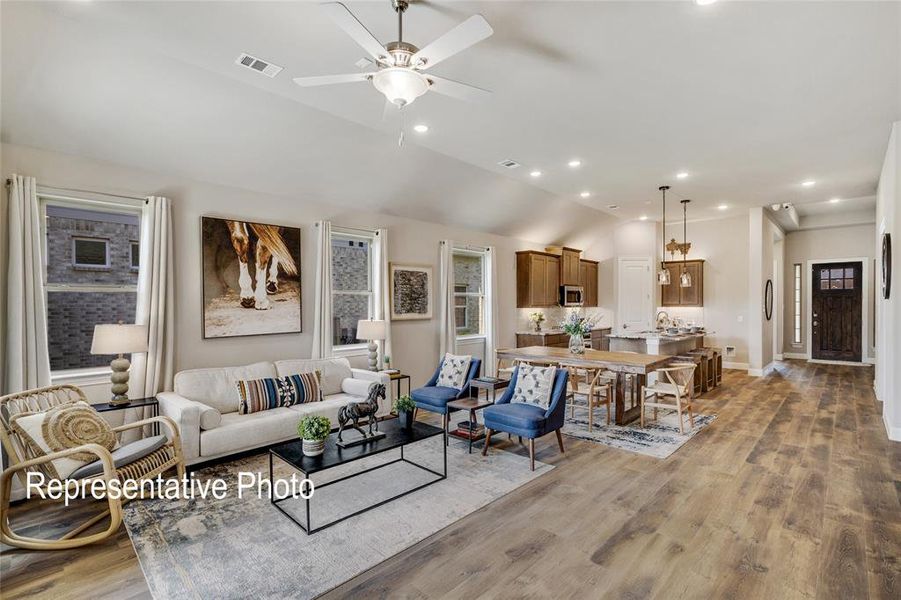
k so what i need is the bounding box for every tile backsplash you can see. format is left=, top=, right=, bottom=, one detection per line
left=517, top=306, right=614, bottom=332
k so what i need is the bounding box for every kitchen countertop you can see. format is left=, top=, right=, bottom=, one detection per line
left=605, top=331, right=709, bottom=342
left=515, top=327, right=611, bottom=336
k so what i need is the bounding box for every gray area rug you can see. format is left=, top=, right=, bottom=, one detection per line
left=123, top=434, right=551, bottom=600
left=562, top=404, right=715, bottom=458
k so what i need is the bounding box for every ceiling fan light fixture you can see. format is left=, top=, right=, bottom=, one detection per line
left=372, top=68, right=429, bottom=107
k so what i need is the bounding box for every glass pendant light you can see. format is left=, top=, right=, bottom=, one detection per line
left=657, top=186, right=671, bottom=285
left=680, top=199, right=692, bottom=287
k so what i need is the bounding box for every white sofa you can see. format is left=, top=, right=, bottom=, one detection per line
left=157, top=358, right=390, bottom=465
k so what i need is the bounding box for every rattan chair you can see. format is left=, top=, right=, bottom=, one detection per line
left=0, top=384, right=185, bottom=550
left=561, top=364, right=614, bottom=429
left=640, top=363, right=697, bottom=434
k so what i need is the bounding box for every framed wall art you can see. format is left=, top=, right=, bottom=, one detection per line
left=390, top=263, right=432, bottom=321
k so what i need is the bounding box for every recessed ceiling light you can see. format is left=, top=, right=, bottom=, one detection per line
left=695, top=0, right=718, bottom=5
left=568, top=159, right=582, bottom=168
left=829, top=197, right=841, bottom=204
left=639, top=215, right=648, bottom=221
left=580, top=191, right=591, bottom=198
left=717, top=204, right=728, bottom=210
left=413, top=124, right=428, bottom=133
left=676, top=172, right=689, bottom=179
left=802, top=180, right=816, bottom=187
left=607, top=204, right=619, bottom=210
left=530, top=170, right=542, bottom=178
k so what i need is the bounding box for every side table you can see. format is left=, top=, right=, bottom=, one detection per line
left=384, top=371, right=411, bottom=404
left=470, top=377, right=510, bottom=403
left=93, top=396, right=160, bottom=437
left=447, top=397, right=495, bottom=454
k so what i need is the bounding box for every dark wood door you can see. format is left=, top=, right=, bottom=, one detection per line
left=811, top=262, right=862, bottom=362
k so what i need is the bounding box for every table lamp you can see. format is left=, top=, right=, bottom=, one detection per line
left=356, top=319, right=386, bottom=371
left=91, top=323, right=149, bottom=405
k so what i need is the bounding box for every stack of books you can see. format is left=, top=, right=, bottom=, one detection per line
left=452, top=420, right=486, bottom=439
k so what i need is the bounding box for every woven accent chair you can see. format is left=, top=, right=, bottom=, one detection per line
left=640, top=363, right=697, bottom=434
left=561, top=364, right=614, bottom=429
left=0, top=384, right=185, bottom=550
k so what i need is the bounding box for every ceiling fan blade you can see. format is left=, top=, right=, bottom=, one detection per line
left=425, top=74, right=491, bottom=102
left=411, top=15, right=493, bottom=69
left=293, top=73, right=373, bottom=87
left=321, top=2, right=394, bottom=66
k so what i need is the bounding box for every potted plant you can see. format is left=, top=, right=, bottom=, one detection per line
left=298, top=415, right=331, bottom=457
left=393, top=394, right=416, bottom=431
left=561, top=311, right=595, bottom=354
left=529, top=311, right=546, bottom=332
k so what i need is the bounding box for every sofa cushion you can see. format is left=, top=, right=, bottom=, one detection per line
left=275, top=358, right=352, bottom=396
left=175, top=361, right=276, bottom=414
left=236, top=377, right=293, bottom=414
left=199, top=405, right=222, bottom=431
left=70, top=435, right=168, bottom=479
left=200, top=407, right=301, bottom=457
left=341, top=378, right=374, bottom=398
left=284, top=372, right=323, bottom=404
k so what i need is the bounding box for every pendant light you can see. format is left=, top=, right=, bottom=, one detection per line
left=657, top=186, right=671, bottom=285
left=680, top=199, right=692, bottom=288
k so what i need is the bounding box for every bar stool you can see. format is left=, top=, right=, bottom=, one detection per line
left=675, top=354, right=703, bottom=396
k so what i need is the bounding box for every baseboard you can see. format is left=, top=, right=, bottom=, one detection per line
left=775, top=353, right=784, bottom=360
left=783, top=352, right=809, bottom=360
left=748, top=361, right=775, bottom=377
left=864, top=357, right=876, bottom=365
left=723, top=361, right=748, bottom=370
left=808, top=359, right=872, bottom=367
left=883, top=412, right=901, bottom=442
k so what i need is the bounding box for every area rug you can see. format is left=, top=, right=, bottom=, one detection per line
left=122, top=434, right=550, bottom=600
left=562, top=404, right=715, bottom=459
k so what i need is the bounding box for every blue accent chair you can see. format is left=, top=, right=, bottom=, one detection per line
left=411, top=357, right=482, bottom=438
left=481, top=366, right=569, bottom=470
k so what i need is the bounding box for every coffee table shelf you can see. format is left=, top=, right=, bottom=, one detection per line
left=269, top=420, right=445, bottom=534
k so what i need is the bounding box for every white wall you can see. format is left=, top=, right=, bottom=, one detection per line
left=748, top=207, right=784, bottom=375
left=876, top=122, right=900, bottom=441
left=1, top=143, right=616, bottom=396
left=782, top=224, right=877, bottom=360
left=663, top=215, right=751, bottom=367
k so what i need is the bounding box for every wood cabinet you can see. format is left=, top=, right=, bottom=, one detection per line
left=516, top=251, right=560, bottom=308
left=579, top=259, right=599, bottom=307
left=560, top=247, right=581, bottom=286
left=590, top=327, right=611, bottom=351
left=660, top=259, right=704, bottom=307
left=516, top=328, right=611, bottom=350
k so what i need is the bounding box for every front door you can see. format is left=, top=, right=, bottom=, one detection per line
left=811, top=262, right=862, bottom=362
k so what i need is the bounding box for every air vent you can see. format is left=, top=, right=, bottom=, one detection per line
left=497, top=159, right=521, bottom=169
left=235, top=53, right=283, bottom=78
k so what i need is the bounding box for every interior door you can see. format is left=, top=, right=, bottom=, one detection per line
left=811, top=262, right=862, bottom=362
left=618, top=258, right=652, bottom=332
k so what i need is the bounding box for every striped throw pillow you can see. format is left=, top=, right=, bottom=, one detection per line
left=236, top=377, right=289, bottom=414
left=283, top=371, right=322, bottom=405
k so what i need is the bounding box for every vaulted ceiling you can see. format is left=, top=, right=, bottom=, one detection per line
left=2, top=1, right=898, bottom=240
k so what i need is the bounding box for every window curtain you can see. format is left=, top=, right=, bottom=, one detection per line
left=3, top=174, right=50, bottom=394
left=373, top=228, right=392, bottom=369
left=311, top=221, right=333, bottom=358
left=483, top=246, right=499, bottom=377
left=438, top=240, right=457, bottom=356
left=130, top=196, right=174, bottom=397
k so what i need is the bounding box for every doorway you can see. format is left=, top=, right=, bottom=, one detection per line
left=617, top=257, right=652, bottom=332
left=811, top=261, right=862, bottom=362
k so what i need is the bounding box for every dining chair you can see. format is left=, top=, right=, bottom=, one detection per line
left=561, top=364, right=613, bottom=429
left=640, top=363, right=697, bottom=434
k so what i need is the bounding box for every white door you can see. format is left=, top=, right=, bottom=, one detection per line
left=617, top=258, right=653, bottom=332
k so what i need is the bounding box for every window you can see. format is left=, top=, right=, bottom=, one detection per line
left=819, top=266, right=855, bottom=290
left=130, top=241, right=140, bottom=270
left=793, top=263, right=802, bottom=345
left=42, top=200, right=141, bottom=373
left=73, top=237, right=109, bottom=268
left=453, top=248, right=486, bottom=337
left=330, top=229, right=374, bottom=347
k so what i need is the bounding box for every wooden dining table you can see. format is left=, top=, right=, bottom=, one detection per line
left=495, top=346, right=673, bottom=425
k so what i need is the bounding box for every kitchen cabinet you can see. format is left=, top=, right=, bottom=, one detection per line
left=579, top=259, right=599, bottom=307
left=560, top=247, right=581, bottom=286
left=516, top=327, right=611, bottom=350
left=660, top=259, right=704, bottom=307
left=590, top=327, right=611, bottom=351
left=516, top=251, right=560, bottom=308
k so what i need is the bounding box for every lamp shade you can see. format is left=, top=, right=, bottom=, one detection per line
left=356, top=319, right=387, bottom=341
left=91, top=324, right=149, bottom=355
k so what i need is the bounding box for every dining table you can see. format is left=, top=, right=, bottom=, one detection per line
left=495, top=346, right=673, bottom=425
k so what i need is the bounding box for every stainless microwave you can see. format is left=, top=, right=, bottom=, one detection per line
left=559, top=285, right=584, bottom=307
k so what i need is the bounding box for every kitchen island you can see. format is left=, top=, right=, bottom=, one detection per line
left=607, top=331, right=706, bottom=356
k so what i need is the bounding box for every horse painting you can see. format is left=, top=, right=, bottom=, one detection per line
left=201, top=216, right=302, bottom=339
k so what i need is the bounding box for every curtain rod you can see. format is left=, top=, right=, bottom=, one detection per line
left=5, top=179, right=149, bottom=203
left=441, top=241, right=489, bottom=252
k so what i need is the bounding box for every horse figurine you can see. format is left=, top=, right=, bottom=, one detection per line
left=337, top=383, right=386, bottom=443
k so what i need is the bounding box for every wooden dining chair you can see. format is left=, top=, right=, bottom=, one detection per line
left=561, top=364, right=613, bottom=429
left=640, top=363, right=697, bottom=434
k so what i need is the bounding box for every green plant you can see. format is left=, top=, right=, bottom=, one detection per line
left=298, top=415, right=331, bottom=441
left=393, top=394, right=416, bottom=413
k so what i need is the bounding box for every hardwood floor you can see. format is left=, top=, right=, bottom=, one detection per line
left=2, top=361, right=898, bottom=599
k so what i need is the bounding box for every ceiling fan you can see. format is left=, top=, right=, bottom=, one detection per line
left=293, top=0, right=493, bottom=108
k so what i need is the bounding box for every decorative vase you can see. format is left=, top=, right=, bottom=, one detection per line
left=302, top=438, right=325, bottom=457
left=534, top=322, right=542, bottom=333
left=397, top=409, right=415, bottom=431
left=568, top=334, right=585, bottom=354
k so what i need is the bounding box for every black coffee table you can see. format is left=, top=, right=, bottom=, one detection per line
left=269, top=420, right=446, bottom=534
